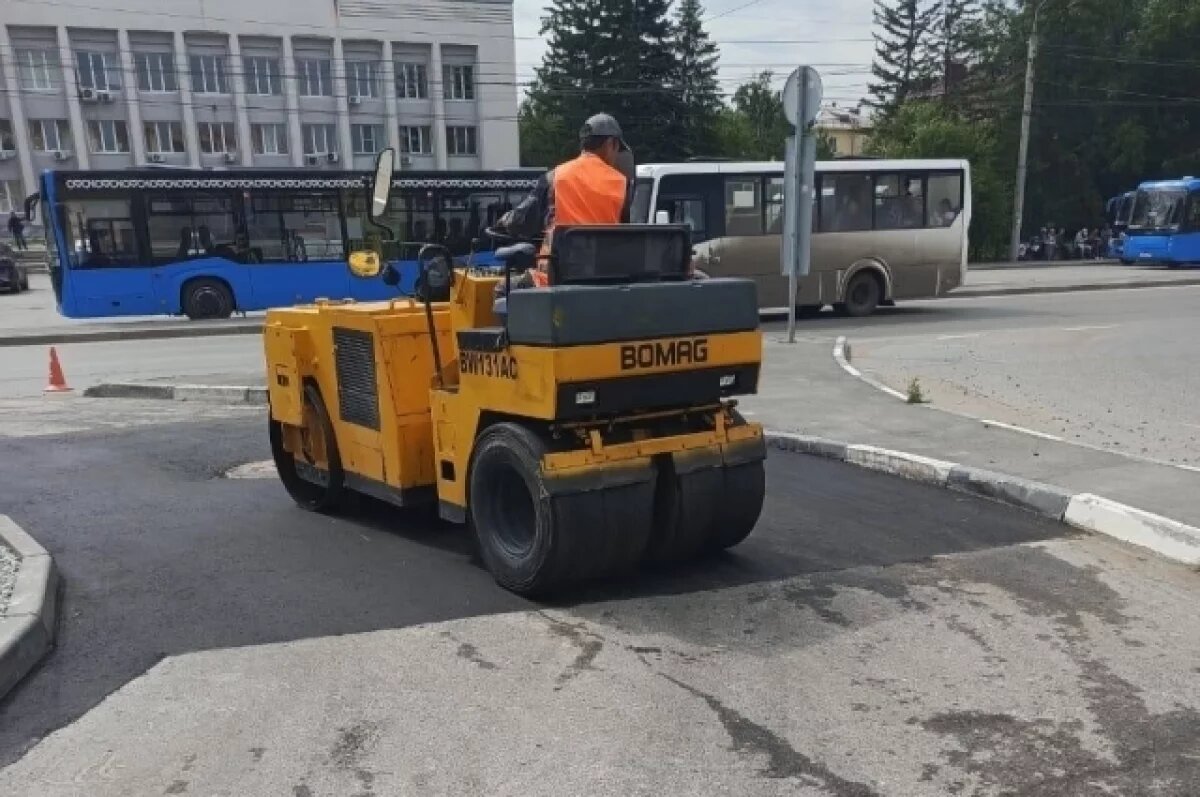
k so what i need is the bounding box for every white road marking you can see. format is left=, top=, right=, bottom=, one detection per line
left=1061, top=325, right=1118, bottom=332
left=980, top=419, right=1065, bottom=442
left=936, top=333, right=981, bottom=341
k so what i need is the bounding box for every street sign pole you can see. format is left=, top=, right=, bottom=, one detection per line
left=782, top=66, right=822, bottom=344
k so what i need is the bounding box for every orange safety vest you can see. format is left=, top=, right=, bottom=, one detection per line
left=533, top=152, right=627, bottom=286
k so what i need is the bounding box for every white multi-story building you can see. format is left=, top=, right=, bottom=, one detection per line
left=0, top=0, right=520, bottom=214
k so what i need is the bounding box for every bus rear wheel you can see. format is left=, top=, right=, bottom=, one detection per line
left=182, top=278, right=234, bottom=320
left=836, top=272, right=882, bottom=318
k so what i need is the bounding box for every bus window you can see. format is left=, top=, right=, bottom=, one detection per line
left=146, top=193, right=242, bottom=263
left=1188, top=193, right=1200, bottom=232
left=657, top=197, right=707, bottom=241
left=281, top=193, right=342, bottom=260
left=765, top=177, right=784, bottom=234
left=724, top=178, right=763, bottom=236
left=439, top=191, right=504, bottom=256
left=875, top=174, right=924, bottom=230
left=64, top=198, right=138, bottom=267
left=927, top=174, right=963, bottom=228
left=410, top=191, right=436, bottom=244
left=820, top=173, right=872, bottom=233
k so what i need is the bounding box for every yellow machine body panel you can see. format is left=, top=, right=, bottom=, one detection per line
left=265, top=280, right=764, bottom=508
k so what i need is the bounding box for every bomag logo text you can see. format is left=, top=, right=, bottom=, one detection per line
left=460, top=351, right=519, bottom=380
left=620, top=338, right=710, bottom=370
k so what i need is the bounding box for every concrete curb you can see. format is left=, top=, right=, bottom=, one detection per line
left=0, top=515, right=60, bottom=700
left=0, top=321, right=262, bottom=348
left=83, top=383, right=268, bottom=405
left=765, top=431, right=1200, bottom=567
left=948, top=276, right=1200, bottom=300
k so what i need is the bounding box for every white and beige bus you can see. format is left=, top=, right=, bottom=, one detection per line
left=630, top=159, right=971, bottom=316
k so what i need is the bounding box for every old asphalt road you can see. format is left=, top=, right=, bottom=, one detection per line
left=0, top=407, right=1198, bottom=794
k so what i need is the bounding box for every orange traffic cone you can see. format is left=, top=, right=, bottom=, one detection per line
left=44, top=347, right=73, bottom=393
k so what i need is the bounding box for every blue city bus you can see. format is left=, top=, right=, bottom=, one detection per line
left=32, top=167, right=541, bottom=319
left=1124, top=177, right=1200, bottom=267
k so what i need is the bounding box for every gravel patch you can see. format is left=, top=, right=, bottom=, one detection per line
left=0, top=541, right=17, bottom=615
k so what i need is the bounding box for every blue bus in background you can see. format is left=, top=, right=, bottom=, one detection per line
left=1124, top=177, right=1200, bottom=268
left=34, top=168, right=540, bottom=319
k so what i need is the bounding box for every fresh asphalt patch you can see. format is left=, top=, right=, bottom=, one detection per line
left=0, top=415, right=1067, bottom=767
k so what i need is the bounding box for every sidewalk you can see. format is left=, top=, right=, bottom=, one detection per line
left=742, top=336, right=1200, bottom=530
left=951, top=262, right=1200, bottom=298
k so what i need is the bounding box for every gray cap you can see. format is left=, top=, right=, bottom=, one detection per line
left=580, top=113, right=627, bottom=149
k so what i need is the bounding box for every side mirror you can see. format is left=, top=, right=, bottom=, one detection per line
left=370, top=149, right=395, bottom=221
left=655, top=210, right=671, bottom=225
left=348, top=250, right=381, bottom=278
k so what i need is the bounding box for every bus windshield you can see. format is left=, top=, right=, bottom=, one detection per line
left=1131, top=188, right=1186, bottom=231
left=630, top=178, right=653, bottom=224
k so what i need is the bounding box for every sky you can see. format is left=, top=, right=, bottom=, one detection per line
left=510, top=0, right=878, bottom=109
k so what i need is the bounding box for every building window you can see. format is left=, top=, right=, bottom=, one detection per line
left=296, top=58, right=332, bottom=97
left=0, top=181, right=22, bottom=214
left=197, top=122, right=236, bottom=154
left=302, top=123, right=336, bottom=155
left=243, top=56, right=281, bottom=96
left=17, top=49, right=57, bottom=91
left=251, top=123, right=289, bottom=155
left=135, top=52, right=177, bottom=92
left=351, top=124, right=383, bottom=155
left=0, top=121, right=15, bottom=153
left=87, top=120, right=131, bottom=154
left=446, top=126, right=477, bottom=156
left=395, top=62, right=427, bottom=99
left=76, top=51, right=120, bottom=91
left=444, top=65, right=475, bottom=101
left=144, top=121, right=185, bottom=154
left=189, top=54, right=228, bottom=94
left=399, top=125, right=431, bottom=155
left=28, top=119, right=72, bottom=152
left=346, top=61, right=377, bottom=99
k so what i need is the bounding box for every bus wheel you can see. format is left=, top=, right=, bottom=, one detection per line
left=182, top=278, right=234, bottom=320
left=836, top=272, right=881, bottom=318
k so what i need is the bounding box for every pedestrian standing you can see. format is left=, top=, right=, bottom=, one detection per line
left=1044, top=225, right=1058, bottom=261
left=7, top=211, right=26, bottom=251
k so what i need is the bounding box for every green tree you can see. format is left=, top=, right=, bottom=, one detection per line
left=868, top=0, right=937, bottom=115
left=717, top=71, right=790, bottom=160
left=672, top=0, right=724, bottom=159
left=926, top=0, right=980, bottom=100
left=524, top=0, right=684, bottom=164
left=518, top=100, right=567, bottom=168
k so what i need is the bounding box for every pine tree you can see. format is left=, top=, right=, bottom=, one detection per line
left=868, top=0, right=937, bottom=115
left=672, top=0, right=723, bottom=159
left=524, top=0, right=684, bottom=164
left=926, top=0, right=980, bottom=99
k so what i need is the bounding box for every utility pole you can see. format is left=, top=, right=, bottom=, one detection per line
left=1009, top=2, right=1044, bottom=262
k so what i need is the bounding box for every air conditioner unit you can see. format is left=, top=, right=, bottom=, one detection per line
left=0, top=151, right=15, bottom=161
left=223, top=151, right=238, bottom=164
left=399, top=155, right=413, bottom=166
left=97, top=90, right=115, bottom=103
left=326, top=152, right=340, bottom=164
left=79, top=87, right=97, bottom=102
left=304, top=153, right=321, bottom=166
left=53, top=150, right=71, bottom=162
left=147, top=152, right=165, bottom=163
left=347, top=95, right=362, bottom=106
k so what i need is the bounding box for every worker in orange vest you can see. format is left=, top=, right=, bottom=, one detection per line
left=496, top=113, right=635, bottom=288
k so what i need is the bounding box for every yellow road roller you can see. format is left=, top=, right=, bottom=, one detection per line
left=263, top=150, right=767, bottom=596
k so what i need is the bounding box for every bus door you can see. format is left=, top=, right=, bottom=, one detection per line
left=63, top=198, right=160, bottom=316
